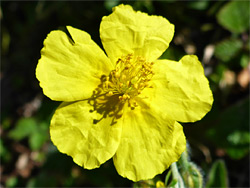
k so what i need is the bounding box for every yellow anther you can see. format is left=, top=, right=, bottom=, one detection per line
left=100, top=54, right=154, bottom=109
left=126, top=64, right=131, bottom=69
left=115, top=71, right=120, bottom=78
left=107, top=91, right=113, bottom=96
left=123, top=94, right=128, bottom=100
left=139, top=83, right=145, bottom=88
left=121, top=75, right=126, bottom=81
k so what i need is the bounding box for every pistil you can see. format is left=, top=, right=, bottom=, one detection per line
left=101, top=53, right=154, bottom=109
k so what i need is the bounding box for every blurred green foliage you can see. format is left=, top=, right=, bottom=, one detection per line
left=215, top=38, right=243, bottom=62
left=8, top=117, right=49, bottom=150
left=206, top=160, right=229, bottom=188
left=217, top=1, right=250, bottom=34
left=1, top=0, right=249, bottom=187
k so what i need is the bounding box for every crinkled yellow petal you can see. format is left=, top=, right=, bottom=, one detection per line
left=145, top=55, right=213, bottom=123
left=36, top=26, right=113, bottom=101
left=50, top=100, right=122, bottom=169
left=113, top=102, right=186, bottom=181
left=100, top=4, right=174, bottom=63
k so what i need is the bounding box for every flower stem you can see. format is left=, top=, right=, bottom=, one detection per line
left=171, top=162, right=185, bottom=188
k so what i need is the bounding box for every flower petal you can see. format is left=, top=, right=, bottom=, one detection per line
left=145, top=55, right=213, bottom=123
left=113, top=103, right=186, bottom=181
left=36, top=26, right=113, bottom=101
left=50, top=100, right=122, bottom=169
left=100, top=4, right=174, bottom=63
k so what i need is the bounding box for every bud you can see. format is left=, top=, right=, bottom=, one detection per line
left=177, top=145, right=204, bottom=188
left=182, top=162, right=203, bottom=188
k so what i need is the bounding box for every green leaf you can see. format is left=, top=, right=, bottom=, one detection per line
left=226, top=130, right=250, bottom=159
left=206, top=97, right=249, bottom=159
left=168, top=179, right=178, bottom=187
left=26, top=178, right=37, bottom=188
left=217, top=1, right=250, bottom=33
left=226, top=147, right=249, bottom=160
left=209, top=64, right=227, bottom=84
left=29, top=131, right=48, bottom=150
left=227, top=131, right=250, bottom=146
left=8, top=118, right=37, bottom=140
left=165, top=170, right=172, bottom=186
left=29, top=122, right=49, bottom=150
left=188, top=1, right=209, bottom=10
left=0, top=139, right=11, bottom=162
left=206, top=160, right=229, bottom=188
left=104, top=0, right=120, bottom=11
left=0, top=139, right=6, bottom=157
left=214, top=38, right=243, bottom=62
left=6, top=177, right=18, bottom=188
left=240, top=54, right=250, bottom=68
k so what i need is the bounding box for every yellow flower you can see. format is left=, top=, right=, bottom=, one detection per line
left=36, top=4, right=213, bottom=181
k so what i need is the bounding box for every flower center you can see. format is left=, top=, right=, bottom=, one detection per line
left=88, top=54, right=154, bottom=124
left=103, top=54, right=154, bottom=108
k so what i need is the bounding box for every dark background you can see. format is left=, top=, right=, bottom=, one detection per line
left=1, top=1, right=249, bottom=187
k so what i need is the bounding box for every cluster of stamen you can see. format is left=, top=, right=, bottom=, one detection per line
left=102, top=54, right=154, bottom=109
